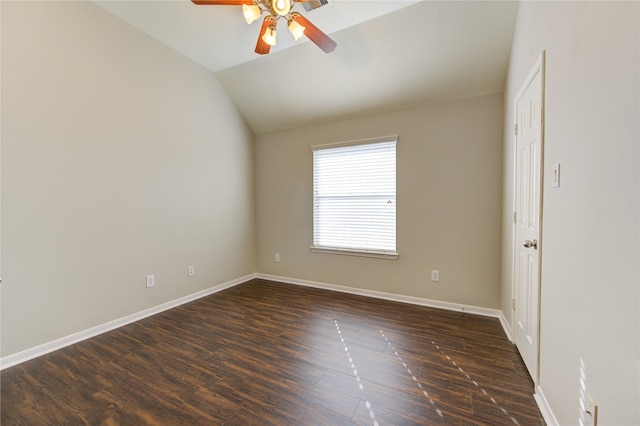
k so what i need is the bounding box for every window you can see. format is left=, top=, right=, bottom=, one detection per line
left=312, top=136, right=397, bottom=259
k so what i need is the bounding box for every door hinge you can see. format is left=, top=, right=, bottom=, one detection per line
left=512, top=298, right=516, bottom=311
left=514, top=122, right=518, bottom=136
left=513, top=211, right=517, bottom=224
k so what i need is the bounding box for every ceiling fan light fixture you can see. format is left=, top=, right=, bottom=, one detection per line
left=191, top=0, right=336, bottom=55
left=288, top=14, right=305, bottom=41
left=272, top=0, right=291, bottom=16
left=242, top=4, right=262, bottom=25
left=262, top=24, right=277, bottom=46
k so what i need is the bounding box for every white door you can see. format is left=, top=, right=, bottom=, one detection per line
left=513, top=54, right=545, bottom=382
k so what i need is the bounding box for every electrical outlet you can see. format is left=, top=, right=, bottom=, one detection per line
left=188, top=265, right=195, bottom=277
left=275, top=253, right=280, bottom=263
left=431, top=270, right=440, bottom=282
left=146, top=274, right=155, bottom=288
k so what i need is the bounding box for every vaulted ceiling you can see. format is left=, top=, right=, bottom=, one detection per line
left=95, top=0, right=519, bottom=134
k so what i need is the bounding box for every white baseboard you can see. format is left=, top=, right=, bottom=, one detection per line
left=1, top=273, right=514, bottom=370
left=0, top=273, right=257, bottom=370
left=534, top=385, right=559, bottom=426
left=498, top=310, right=513, bottom=342
left=256, top=273, right=506, bottom=322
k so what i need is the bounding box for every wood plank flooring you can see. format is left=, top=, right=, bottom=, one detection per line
left=1, top=279, right=545, bottom=425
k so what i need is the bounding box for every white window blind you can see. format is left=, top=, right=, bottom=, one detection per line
left=312, top=137, right=397, bottom=257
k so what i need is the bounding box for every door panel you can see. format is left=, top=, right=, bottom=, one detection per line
left=513, top=54, right=544, bottom=382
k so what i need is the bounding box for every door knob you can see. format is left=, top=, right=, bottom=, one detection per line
left=523, top=239, right=538, bottom=249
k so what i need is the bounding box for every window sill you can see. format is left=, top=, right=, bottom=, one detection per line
left=310, top=246, right=399, bottom=260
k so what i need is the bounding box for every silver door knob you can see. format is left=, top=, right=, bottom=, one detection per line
left=523, top=239, right=538, bottom=249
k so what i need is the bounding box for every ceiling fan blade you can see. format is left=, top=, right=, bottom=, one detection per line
left=255, top=18, right=273, bottom=55
left=191, top=0, right=252, bottom=5
left=293, top=14, right=337, bottom=53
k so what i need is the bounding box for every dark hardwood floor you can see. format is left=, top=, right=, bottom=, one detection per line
left=1, top=279, right=545, bottom=425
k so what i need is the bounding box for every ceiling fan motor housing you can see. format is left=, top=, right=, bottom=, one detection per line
left=302, top=0, right=330, bottom=12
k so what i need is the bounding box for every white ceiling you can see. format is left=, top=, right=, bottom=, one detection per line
left=95, top=0, right=519, bottom=134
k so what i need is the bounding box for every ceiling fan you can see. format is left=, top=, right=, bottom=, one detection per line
left=192, top=0, right=337, bottom=55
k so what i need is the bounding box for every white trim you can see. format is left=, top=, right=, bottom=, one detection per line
left=498, top=310, right=513, bottom=342
left=0, top=273, right=257, bottom=370
left=256, top=273, right=506, bottom=322
left=310, top=246, right=399, bottom=260
left=310, top=135, right=398, bottom=151
left=1, top=273, right=516, bottom=370
left=534, top=385, right=559, bottom=426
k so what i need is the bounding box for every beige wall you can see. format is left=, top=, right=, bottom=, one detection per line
left=502, top=1, right=639, bottom=424
left=0, top=1, right=255, bottom=357
left=7, top=3, right=636, bottom=423
left=256, top=93, right=503, bottom=309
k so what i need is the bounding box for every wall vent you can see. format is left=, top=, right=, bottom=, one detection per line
left=302, top=0, right=330, bottom=12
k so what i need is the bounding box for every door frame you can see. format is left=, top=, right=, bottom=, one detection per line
left=511, top=51, right=546, bottom=385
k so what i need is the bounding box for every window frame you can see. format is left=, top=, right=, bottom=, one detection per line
left=310, top=136, right=399, bottom=260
